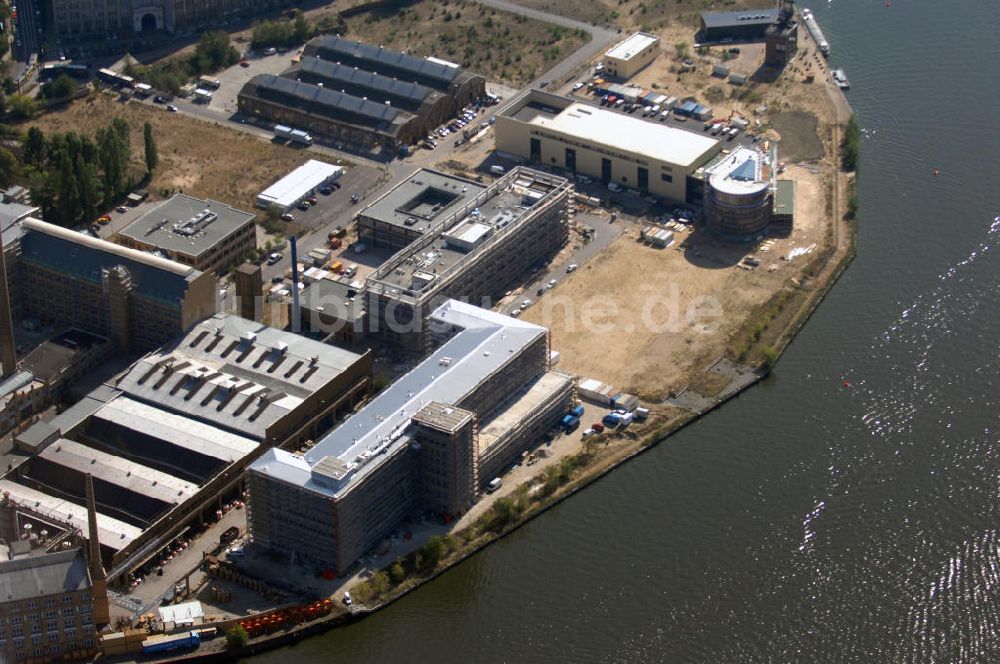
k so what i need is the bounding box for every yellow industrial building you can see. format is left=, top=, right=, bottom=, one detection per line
left=495, top=90, right=723, bottom=203
left=604, top=32, right=660, bottom=79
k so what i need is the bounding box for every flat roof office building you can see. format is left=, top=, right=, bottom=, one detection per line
left=248, top=300, right=572, bottom=575
left=116, top=194, right=256, bottom=276
left=365, top=167, right=571, bottom=352
left=15, top=219, right=216, bottom=353
left=604, top=32, right=660, bottom=79
left=7, top=314, right=371, bottom=580
left=496, top=90, right=722, bottom=204
left=356, top=169, right=487, bottom=251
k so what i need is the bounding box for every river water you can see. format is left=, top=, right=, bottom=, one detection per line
left=252, top=3, right=1000, bottom=661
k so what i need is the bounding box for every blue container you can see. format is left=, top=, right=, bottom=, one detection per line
left=602, top=413, right=621, bottom=427
left=570, top=405, right=585, bottom=418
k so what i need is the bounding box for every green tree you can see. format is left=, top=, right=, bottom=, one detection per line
left=0, top=147, right=18, bottom=188
left=369, top=570, right=390, bottom=597
left=674, top=41, right=689, bottom=59
left=53, top=150, right=81, bottom=226
left=293, top=11, right=311, bottom=42
left=74, top=153, right=101, bottom=223
left=40, top=74, right=78, bottom=100
left=22, top=127, right=45, bottom=166
left=418, top=536, right=445, bottom=570
left=143, top=122, right=158, bottom=173
left=841, top=115, right=860, bottom=172
left=7, top=94, right=35, bottom=119
left=760, top=346, right=779, bottom=370
left=192, top=30, right=239, bottom=73
left=388, top=559, right=406, bottom=585
left=225, top=625, right=249, bottom=649
left=487, top=496, right=518, bottom=531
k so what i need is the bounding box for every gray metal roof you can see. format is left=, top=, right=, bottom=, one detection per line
left=0, top=548, right=90, bottom=603
left=119, top=194, right=255, bottom=260
left=243, top=74, right=403, bottom=132
left=38, top=438, right=197, bottom=505
left=304, top=36, right=459, bottom=90
left=18, top=219, right=201, bottom=306
left=294, top=57, right=439, bottom=113
left=0, top=202, right=38, bottom=233
left=250, top=300, right=546, bottom=496
left=299, top=277, right=366, bottom=323
left=0, top=480, right=141, bottom=551
left=92, top=396, right=259, bottom=463
left=20, top=329, right=107, bottom=383
left=111, top=313, right=365, bottom=440
left=15, top=385, right=119, bottom=452
left=358, top=168, right=484, bottom=232
left=0, top=371, right=34, bottom=399
left=700, top=8, right=779, bottom=29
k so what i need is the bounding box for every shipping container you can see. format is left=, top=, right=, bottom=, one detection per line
left=602, top=413, right=621, bottom=428
left=570, top=405, right=585, bottom=418
left=612, top=393, right=640, bottom=412
left=141, top=631, right=199, bottom=654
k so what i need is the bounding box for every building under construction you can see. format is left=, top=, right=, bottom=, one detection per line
left=13, top=219, right=216, bottom=353
left=365, top=167, right=571, bottom=353
left=248, top=300, right=574, bottom=575
left=704, top=146, right=778, bottom=238
left=3, top=313, right=371, bottom=582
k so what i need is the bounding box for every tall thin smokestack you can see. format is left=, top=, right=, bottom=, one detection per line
left=0, top=227, right=17, bottom=377
left=85, top=474, right=110, bottom=626
left=290, top=236, right=301, bottom=333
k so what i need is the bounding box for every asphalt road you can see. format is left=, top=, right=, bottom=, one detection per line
left=11, top=0, right=41, bottom=81
left=473, top=0, right=619, bottom=103
left=505, top=207, right=626, bottom=316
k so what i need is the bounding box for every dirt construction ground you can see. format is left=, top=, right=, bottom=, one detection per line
left=18, top=92, right=310, bottom=211
left=522, top=164, right=826, bottom=401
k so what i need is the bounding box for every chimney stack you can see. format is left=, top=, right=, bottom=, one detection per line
left=0, top=227, right=17, bottom=377
left=290, top=236, right=301, bottom=333
left=85, top=474, right=111, bottom=627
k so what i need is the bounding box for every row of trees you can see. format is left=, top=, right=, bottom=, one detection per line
left=18, top=119, right=157, bottom=227
left=125, top=31, right=240, bottom=95
left=251, top=11, right=314, bottom=49
left=842, top=115, right=860, bottom=172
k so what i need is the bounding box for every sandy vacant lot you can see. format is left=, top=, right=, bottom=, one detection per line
left=19, top=93, right=309, bottom=211
left=522, top=165, right=827, bottom=401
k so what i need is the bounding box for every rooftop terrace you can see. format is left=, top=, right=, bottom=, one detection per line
left=358, top=169, right=484, bottom=233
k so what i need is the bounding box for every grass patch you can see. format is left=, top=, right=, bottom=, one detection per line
left=17, top=92, right=310, bottom=212
left=341, top=0, right=588, bottom=88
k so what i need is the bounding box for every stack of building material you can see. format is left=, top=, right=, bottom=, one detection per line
left=578, top=378, right=617, bottom=405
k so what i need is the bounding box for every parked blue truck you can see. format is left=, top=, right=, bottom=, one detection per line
left=561, top=414, right=581, bottom=432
